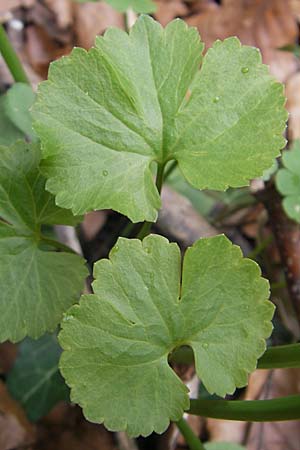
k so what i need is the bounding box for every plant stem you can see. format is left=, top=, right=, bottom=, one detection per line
left=170, top=343, right=300, bottom=369
left=137, top=163, right=165, bottom=240
left=40, top=236, right=76, bottom=254
left=188, top=395, right=300, bottom=421
left=164, top=160, right=177, bottom=180
left=257, top=343, right=300, bottom=369
left=0, top=24, right=30, bottom=84
left=176, top=417, right=206, bottom=450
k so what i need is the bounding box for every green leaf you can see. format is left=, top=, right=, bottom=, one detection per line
left=276, top=140, right=300, bottom=222
left=32, top=16, right=286, bottom=223
left=7, top=333, right=69, bottom=421
left=205, top=444, right=246, bottom=450
left=0, top=95, right=24, bottom=145
left=3, top=83, right=36, bottom=140
left=0, top=141, right=87, bottom=342
left=59, top=234, right=274, bottom=437
left=75, top=0, right=156, bottom=13
left=0, top=83, right=35, bottom=145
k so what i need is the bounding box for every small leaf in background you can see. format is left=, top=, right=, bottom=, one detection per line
left=0, top=83, right=35, bottom=145
left=32, top=16, right=287, bottom=223
left=166, top=166, right=216, bottom=217
left=279, top=44, right=300, bottom=59
left=7, top=334, right=69, bottom=421
left=0, top=141, right=87, bottom=342
left=3, top=83, right=36, bottom=141
left=59, top=234, right=274, bottom=437
left=276, top=140, right=300, bottom=222
left=0, top=96, right=24, bottom=145
left=75, top=0, right=156, bottom=13
left=205, top=443, right=246, bottom=450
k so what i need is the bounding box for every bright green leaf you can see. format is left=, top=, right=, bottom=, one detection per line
left=7, top=333, right=69, bottom=421
left=59, top=234, right=274, bottom=437
left=75, top=0, right=156, bottom=13
left=32, top=16, right=286, bottom=223
left=276, top=140, right=300, bottom=222
left=0, top=141, right=87, bottom=342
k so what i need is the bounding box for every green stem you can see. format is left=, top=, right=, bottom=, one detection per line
left=137, top=163, right=165, bottom=240
left=258, top=343, right=300, bottom=369
left=0, top=24, right=30, bottom=84
left=40, top=236, right=76, bottom=254
left=188, top=395, right=300, bottom=421
left=170, top=343, right=300, bottom=369
left=164, top=160, right=177, bottom=180
left=176, top=417, right=206, bottom=450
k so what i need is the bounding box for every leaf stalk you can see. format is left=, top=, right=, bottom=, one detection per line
left=176, top=417, right=206, bottom=450
left=188, top=395, right=300, bottom=421
left=0, top=24, right=30, bottom=84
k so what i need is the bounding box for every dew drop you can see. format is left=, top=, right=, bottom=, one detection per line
left=145, top=247, right=151, bottom=254
left=202, top=343, right=209, bottom=349
left=294, top=204, right=300, bottom=213
left=241, top=67, right=249, bottom=74
left=64, top=315, right=74, bottom=322
left=213, top=96, right=220, bottom=103
left=114, top=245, right=119, bottom=252
left=102, top=170, right=108, bottom=177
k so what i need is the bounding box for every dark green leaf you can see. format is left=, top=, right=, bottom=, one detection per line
left=7, top=333, right=69, bottom=421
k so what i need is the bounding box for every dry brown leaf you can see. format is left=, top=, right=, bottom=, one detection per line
left=81, top=211, right=108, bottom=242
left=0, top=0, right=35, bottom=15
left=154, top=0, right=188, bottom=26
left=0, top=380, right=35, bottom=450
left=0, top=342, right=17, bottom=374
left=44, top=0, right=74, bottom=29
left=207, top=368, right=300, bottom=449
left=246, top=369, right=300, bottom=449
left=74, top=2, right=124, bottom=49
left=25, top=24, right=72, bottom=78
left=27, top=1, right=73, bottom=44
left=286, top=72, right=300, bottom=141
left=37, top=406, right=116, bottom=450
left=187, top=0, right=298, bottom=82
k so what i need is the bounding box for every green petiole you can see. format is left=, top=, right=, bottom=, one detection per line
left=0, top=24, right=30, bottom=84
left=188, top=395, right=300, bottom=422
left=170, top=343, right=300, bottom=369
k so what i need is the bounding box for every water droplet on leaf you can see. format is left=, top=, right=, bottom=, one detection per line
left=102, top=170, right=108, bottom=177
left=202, top=343, right=209, bottom=349
left=241, top=67, right=249, bottom=74
left=213, top=96, right=220, bottom=103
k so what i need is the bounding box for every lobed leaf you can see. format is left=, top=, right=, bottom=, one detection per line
left=0, top=141, right=87, bottom=342
left=276, top=140, right=300, bottom=222
left=59, top=234, right=274, bottom=437
left=32, top=16, right=287, bottom=222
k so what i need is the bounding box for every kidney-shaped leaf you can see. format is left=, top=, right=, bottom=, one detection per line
left=0, top=142, right=87, bottom=342
left=59, top=234, right=274, bottom=437
left=276, top=140, right=300, bottom=222
left=32, top=15, right=287, bottom=223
